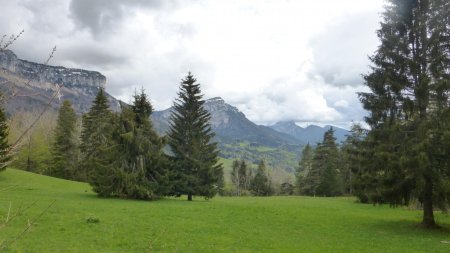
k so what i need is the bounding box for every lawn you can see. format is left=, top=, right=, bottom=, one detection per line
left=0, top=169, right=449, bottom=252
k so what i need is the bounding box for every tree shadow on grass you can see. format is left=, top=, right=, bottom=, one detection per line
left=369, top=218, right=450, bottom=236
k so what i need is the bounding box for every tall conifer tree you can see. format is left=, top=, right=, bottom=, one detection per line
left=79, top=87, right=113, bottom=183
left=49, top=100, right=78, bottom=179
left=296, top=143, right=314, bottom=194
left=168, top=72, right=223, bottom=201
left=359, top=0, right=450, bottom=227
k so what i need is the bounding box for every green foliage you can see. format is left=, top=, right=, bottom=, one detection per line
left=3, top=169, right=450, bottom=252
left=230, top=159, right=252, bottom=196
left=85, top=88, right=170, bottom=200
left=295, top=143, right=313, bottom=194
left=358, top=0, right=450, bottom=227
left=341, top=123, right=367, bottom=198
left=0, top=98, right=10, bottom=171
left=48, top=100, right=78, bottom=179
left=250, top=160, right=273, bottom=196
left=79, top=87, right=113, bottom=182
left=303, top=129, right=342, bottom=196
left=279, top=181, right=294, bottom=195
left=167, top=72, right=223, bottom=200
left=9, top=111, right=56, bottom=174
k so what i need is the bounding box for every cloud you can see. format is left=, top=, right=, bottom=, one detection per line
left=68, top=0, right=181, bottom=36
left=0, top=0, right=384, bottom=129
left=308, top=11, right=381, bottom=88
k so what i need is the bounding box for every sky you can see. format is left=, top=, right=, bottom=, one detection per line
left=0, top=0, right=385, bottom=129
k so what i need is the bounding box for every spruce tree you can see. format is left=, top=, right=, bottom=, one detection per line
left=341, top=124, right=366, bottom=196
left=0, top=97, right=10, bottom=172
left=359, top=0, right=450, bottom=227
left=168, top=72, right=223, bottom=200
left=79, top=87, right=114, bottom=183
left=111, top=89, right=170, bottom=199
left=296, top=143, right=314, bottom=194
left=304, top=128, right=342, bottom=197
left=48, top=100, right=78, bottom=179
left=250, top=160, right=273, bottom=196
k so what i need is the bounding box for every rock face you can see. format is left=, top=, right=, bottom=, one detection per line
left=0, top=49, right=119, bottom=114
left=0, top=50, right=106, bottom=89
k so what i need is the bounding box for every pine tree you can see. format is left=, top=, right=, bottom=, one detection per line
left=341, top=124, right=366, bottom=196
left=168, top=72, right=223, bottom=201
left=48, top=100, right=78, bottom=179
left=111, top=89, right=170, bottom=199
left=0, top=97, right=10, bottom=172
left=359, top=0, right=450, bottom=227
left=296, top=143, right=314, bottom=194
left=304, top=128, right=342, bottom=197
left=250, top=160, right=273, bottom=196
left=79, top=87, right=114, bottom=183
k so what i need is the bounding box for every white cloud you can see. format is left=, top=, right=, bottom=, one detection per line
left=1, top=0, right=384, bottom=127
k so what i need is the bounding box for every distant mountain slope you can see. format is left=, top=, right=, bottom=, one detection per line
left=0, top=49, right=120, bottom=115
left=270, top=121, right=349, bottom=144
left=152, top=97, right=302, bottom=147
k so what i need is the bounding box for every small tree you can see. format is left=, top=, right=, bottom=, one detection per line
left=168, top=72, right=223, bottom=201
left=48, top=100, right=78, bottom=179
left=230, top=159, right=252, bottom=196
left=250, top=160, right=273, bottom=196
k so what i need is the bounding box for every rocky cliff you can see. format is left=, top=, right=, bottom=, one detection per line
left=0, top=50, right=106, bottom=89
left=0, top=49, right=119, bottom=114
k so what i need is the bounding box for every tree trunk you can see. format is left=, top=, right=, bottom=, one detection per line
left=422, top=177, right=436, bottom=228
left=187, top=194, right=193, bottom=201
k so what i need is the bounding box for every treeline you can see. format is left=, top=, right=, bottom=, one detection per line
left=3, top=73, right=223, bottom=201
left=294, top=125, right=364, bottom=198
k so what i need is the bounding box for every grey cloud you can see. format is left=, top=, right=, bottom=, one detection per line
left=68, top=0, right=181, bottom=36
left=58, top=45, right=128, bottom=69
left=309, top=11, right=380, bottom=87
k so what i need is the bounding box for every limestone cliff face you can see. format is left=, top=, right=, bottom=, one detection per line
left=0, top=49, right=106, bottom=89
left=0, top=49, right=120, bottom=114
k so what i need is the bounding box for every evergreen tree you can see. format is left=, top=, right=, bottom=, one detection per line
left=0, top=97, right=10, bottom=172
left=111, top=89, right=170, bottom=199
left=304, top=128, right=342, bottom=196
left=167, top=73, right=223, bottom=201
left=48, top=100, right=78, bottom=179
left=296, top=143, right=314, bottom=194
left=359, top=0, right=450, bottom=227
left=79, top=87, right=114, bottom=183
left=341, top=123, right=366, bottom=196
left=250, top=160, right=273, bottom=196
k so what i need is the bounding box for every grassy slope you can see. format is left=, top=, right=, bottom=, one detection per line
left=0, top=169, right=449, bottom=253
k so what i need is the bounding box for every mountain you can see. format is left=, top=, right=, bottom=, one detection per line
left=152, top=97, right=303, bottom=171
left=270, top=121, right=349, bottom=145
left=0, top=49, right=120, bottom=115
left=152, top=97, right=301, bottom=147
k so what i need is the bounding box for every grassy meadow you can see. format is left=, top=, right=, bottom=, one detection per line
left=0, top=169, right=449, bottom=252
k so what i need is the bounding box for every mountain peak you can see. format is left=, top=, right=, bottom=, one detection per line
left=206, top=97, right=225, bottom=103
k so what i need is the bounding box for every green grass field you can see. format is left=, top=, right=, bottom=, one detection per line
left=0, top=169, right=449, bottom=252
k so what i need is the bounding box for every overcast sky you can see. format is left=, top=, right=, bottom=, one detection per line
left=0, top=0, right=384, bottom=129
